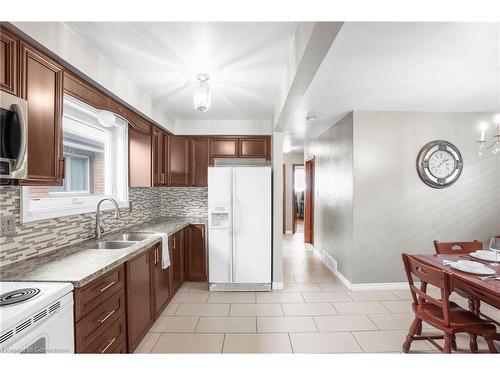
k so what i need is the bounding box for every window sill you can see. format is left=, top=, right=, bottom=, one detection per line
left=21, top=188, right=129, bottom=224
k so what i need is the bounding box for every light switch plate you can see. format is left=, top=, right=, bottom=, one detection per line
left=0, top=215, right=16, bottom=236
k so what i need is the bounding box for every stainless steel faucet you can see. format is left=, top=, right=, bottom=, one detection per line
left=95, top=198, right=121, bottom=239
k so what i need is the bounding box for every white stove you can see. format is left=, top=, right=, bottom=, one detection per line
left=0, top=281, right=74, bottom=354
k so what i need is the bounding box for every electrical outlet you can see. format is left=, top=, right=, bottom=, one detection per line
left=0, top=215, right=16, bottom=236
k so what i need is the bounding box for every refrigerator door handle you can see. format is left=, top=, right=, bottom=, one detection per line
left=228, top=212, right=233, bottom=282
left=231, top=169, right=236, bottom=283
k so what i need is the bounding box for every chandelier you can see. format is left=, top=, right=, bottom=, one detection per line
left=478, top=115, right=500, bottom=155
left=193, top=73, right=211, bottom=112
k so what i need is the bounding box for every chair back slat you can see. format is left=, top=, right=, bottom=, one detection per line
left=433, top=240, right=483, bottom=255
left=401, top=253, right=452, bottom=326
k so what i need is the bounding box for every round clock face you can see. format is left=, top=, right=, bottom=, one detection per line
left=417, top=140, right=463, bottom=189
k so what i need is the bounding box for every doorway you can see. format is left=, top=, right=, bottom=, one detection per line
left=292, top=164, right=305, bottom=234
left=304, top=158, right=314, bottom=244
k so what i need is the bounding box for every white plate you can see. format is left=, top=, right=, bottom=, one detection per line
left=470, top=251, right=498, bottom=262
left=450, top=261, right=496, bottom=275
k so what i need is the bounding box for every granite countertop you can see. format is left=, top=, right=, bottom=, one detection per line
left=0, top=217, right=206, bottom=288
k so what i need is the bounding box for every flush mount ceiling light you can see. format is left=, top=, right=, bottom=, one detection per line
left=306, top=114, right=317, bottom=121
left=193, top=73, right=211, bottom=112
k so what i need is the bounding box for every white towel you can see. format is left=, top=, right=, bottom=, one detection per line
left=154, top=233, right=171, bottom=269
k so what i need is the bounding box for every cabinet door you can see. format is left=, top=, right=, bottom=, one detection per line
left=210, top=138, right=238, bottom=158
left=162, top=132, right=169, bottom=185
left=126, top=249, right=154, bottom=352
left=19, top=42, right=63, bottom=185
left=152, top=127, right=164, bottom=186
left=153, top=243, right=171, bottom=318
left=129, top=125, right=152, bottom=187
left=0, top=27, right=18, bottom=95
left=168, top=136, right=189, bottom=186
left=190, top=138, right=209, bottom=187
left=185, top=225, right=207, bottom=282
left=170, top=230, right=184, bottom=293
left=239, top=137, right=269, bottom=159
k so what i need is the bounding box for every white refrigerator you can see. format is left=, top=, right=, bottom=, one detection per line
left=208, top=166, right=272, bottom=291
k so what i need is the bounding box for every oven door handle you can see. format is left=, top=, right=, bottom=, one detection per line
left=11, top=103, right=27, bottom=172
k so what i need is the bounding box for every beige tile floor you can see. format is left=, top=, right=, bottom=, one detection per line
left=135, top=233, right=500, bottom=354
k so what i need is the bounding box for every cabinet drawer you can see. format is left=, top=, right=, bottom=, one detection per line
left=82, top=314, right=127, bottom=354
left=75, top=290, right=126, bottom=352
left=74, top=265, right=125, bottom=321
left=114, top=339, right=128, bottom=353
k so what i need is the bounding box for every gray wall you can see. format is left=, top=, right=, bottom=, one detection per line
left=306, top=111, right=500, bottom=285
left=305, top=113, right=354, bottom=280
left=352, top=111, right=500, bottom=283
left=283, top=153, right=304, bottom=232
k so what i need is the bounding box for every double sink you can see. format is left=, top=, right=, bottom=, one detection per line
left=89, top=233, right=159, bottom=250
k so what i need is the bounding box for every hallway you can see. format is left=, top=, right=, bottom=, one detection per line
left=133, top=234, right=498, bottom=353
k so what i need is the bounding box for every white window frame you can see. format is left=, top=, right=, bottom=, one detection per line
left=21, top=95, right=129, bottom=223
left=48, top=153, right=91, bottom=196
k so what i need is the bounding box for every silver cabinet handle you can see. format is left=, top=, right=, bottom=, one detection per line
left=98, top=281, right=116, bottom=293
left=100, top=337, right=116, bottom=353
left=97, top=309, right=116, bottom=324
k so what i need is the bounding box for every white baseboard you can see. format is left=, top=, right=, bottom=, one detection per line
left=312, top=245, right=411, bottom=292
left=350, top=282, right=412, bottom=291
left=272, top=282, right=284, bottom=290
left=285, top=230, right=293, bottom=235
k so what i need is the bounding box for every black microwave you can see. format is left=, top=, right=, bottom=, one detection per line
left=0, top=91, right=28, bottom=182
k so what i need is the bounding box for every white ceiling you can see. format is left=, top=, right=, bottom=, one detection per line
left=66, top=22, right=296, bottom=121
left=284, top=22, right=500, bottom=152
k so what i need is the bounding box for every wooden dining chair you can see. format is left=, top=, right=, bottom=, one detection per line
left=433, top=240, right=483, bottom=255
left=433, top=240, right=484, bottom=318
left=401, top=253, right=497, bottom=353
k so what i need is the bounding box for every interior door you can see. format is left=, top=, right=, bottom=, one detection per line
left=233, top=167, right=271, bottom=284
left=304, top=158, right=315, bottom=244
left=208, top=167, right=232, bottom=283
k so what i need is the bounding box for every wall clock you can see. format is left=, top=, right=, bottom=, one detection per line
left=416, top=140, right=463, bottom=189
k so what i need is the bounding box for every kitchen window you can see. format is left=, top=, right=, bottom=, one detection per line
left=21, top=95, right=129, bottom=223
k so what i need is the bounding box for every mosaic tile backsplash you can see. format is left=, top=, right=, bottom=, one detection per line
left=0, top=186, right=207, bottom=267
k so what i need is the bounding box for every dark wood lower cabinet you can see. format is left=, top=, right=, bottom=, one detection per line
left=170, top=229, right=185, bottom=294
left=73, top=226, right=205, bottom=353
left=74, top=265, right=127, bottom=353
left=153, top=243, right=171, bottom=319
left=185, top=225, right=207, bottom=282
left=125, top=248, right=155, bottom=353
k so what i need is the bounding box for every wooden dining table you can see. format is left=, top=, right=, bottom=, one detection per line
left=413, top=254, right=500, bottom=310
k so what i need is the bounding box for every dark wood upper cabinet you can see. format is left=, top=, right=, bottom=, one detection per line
left=129, top=124, right=152, bottom=187
left=152, top=243, right=171, bottom=319
left=190, top=138, right=210, bottom=187
left=63, top=71, right=114, bottom=111
left=19, top=42, right=64, bottom=185
left=210, top=138, right=238, bottom=158
left=185, top=225, right=207, bottom=282
left=239, top=137, right=270, bottom=159
left=126, top=248, right=154, bottom=353
left=170, top=230, right=184, bottom=294
left=152, top=127, right=165, bottom=186
left=0, top=27, right=18, bottom=95
left=168, top=136, right=189, bottom=186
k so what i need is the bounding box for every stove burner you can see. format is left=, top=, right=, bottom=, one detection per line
left=0, top=288, right=41, bottom=306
